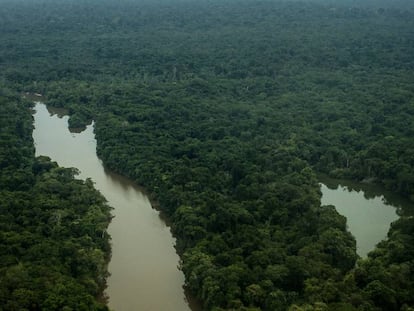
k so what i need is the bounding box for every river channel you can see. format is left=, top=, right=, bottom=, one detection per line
left=319, top=177, right=413, bottom=258
left=32, top=102, right=192, bottom=311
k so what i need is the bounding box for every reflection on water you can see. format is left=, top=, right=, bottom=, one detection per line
left=321, top=177, right=414, bottom=217
left=32, top=102, right=192, bottom=311
left=319, top=176, right=406, bottom=258
left=46, top=105, right=69, bottom=118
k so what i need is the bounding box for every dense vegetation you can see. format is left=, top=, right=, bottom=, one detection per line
left=0, top=93, right=111, bottom=309
left=1, top=0, right=413, bottom=310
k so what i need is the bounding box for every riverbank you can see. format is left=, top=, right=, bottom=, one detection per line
left=32, top=102, right=193, bottom=311
left=0, top=94, right=110, bottom=310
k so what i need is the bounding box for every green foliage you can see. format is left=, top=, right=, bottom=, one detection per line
left=0, top=95, right=110, bottom=310
left=0, top=0, right=413, bottom=310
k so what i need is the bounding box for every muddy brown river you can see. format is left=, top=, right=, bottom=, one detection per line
left=32, top=102, right=192, bottom=311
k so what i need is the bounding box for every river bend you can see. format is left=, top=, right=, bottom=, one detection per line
left=32, top=102, right=191, bottom=311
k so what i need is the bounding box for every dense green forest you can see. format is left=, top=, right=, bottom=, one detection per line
left=0, top=0, right=413, bottom=310
left=0, top=93, right=111, bottom=309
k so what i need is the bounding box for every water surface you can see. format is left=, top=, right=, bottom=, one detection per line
left=320, top=178, right=402, bottom=257
left=32, top=102, right=191, bottom=311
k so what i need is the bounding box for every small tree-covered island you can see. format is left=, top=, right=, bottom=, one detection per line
left=1, top=0, right=413, bottom=310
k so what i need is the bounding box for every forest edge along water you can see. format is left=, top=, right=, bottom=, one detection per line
left=4, top=2, right=413, bottom=308
left=32, top=100, right=412, bottom=303
left=319, top=176, right=413, bottom=258
left=32, top=102, right=197, bottom=311
left=31, top=102, right=412, bottom=308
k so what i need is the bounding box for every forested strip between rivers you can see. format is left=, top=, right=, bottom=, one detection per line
left=1, top=0, right=414, bottom=310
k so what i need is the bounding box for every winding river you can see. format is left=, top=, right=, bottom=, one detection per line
left=32, top=102, right=192, bottom=311
left=32, top=101, right=412, bottom=308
